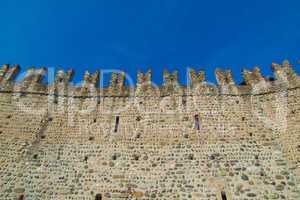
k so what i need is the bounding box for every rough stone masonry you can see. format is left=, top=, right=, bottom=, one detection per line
left=0, top=60, right=299, bottom=200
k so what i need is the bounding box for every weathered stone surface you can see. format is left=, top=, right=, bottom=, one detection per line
left=0, top=62, right=299, bottom=199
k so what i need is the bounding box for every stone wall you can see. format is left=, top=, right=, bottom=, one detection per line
left=0, top=61, right=299, bottom=199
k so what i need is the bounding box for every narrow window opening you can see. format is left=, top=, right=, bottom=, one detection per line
left=95, top=194, right=102, bottom=200
left=194, top=115, right=200, bottom=130
left=84, top=156, right=88, bottom=162
left=221, top=191, right=227, bottom=200
left=18, top=195, right=25, bottom=200
left=112, top=154, right=117, bottom=160
left=53, top=98, right=58, bottom=104
left=182, top=98, right=187, bottom=107
left=93, top=118, right=97, bottom=123
left=114, top=116, right=120, bottom=132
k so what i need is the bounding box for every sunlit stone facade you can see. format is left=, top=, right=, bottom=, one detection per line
left=0, top=61, right=299, bottom=199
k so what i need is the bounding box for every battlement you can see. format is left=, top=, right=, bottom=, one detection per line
left=0, top=60, right=300, bottom=200
left=0, top=60, right=299, bottom=97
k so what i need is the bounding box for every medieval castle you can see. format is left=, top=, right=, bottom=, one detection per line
left=0, top=60, right=299, bottom=199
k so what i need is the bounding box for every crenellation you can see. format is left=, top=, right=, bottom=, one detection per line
left=0, top=64, right=9, bottom=82
left=163, top=69, right=179, bottom=86
left=0, top=61, right=300, bottom=199
left=22, top=67, right=36, bottom=83
left=272, top=60, right=300, bottom=88
left=241, top=67, right=270, bottom=95
left=215, top=68, right=235, bottom=86
left=19, top=67, right=47, bottom=93
left=108, top=72, right=127, bottom=96
left=0, top=64, right=20, bottom=88
left=32, top=67, right=47, bottom=84
left=55, top=69, right=74, bottom=83
left=215, top=68, right=239, bottom=95
left=0, top=61, right=299, bottom=97
left=162, top=69, right=182, bottom=95
left=85, top=70, right=100, bottom=86
left=136, top=69, right=153, bottom=96
left=80, top=70, right=100, bottom=95
left=50, top=69, right=74, bottom=108
left=282, top=60, right=297, bottom=79
left=242, top=67, right=264, bottom=86
left=137, top=69, right=152, bottom=86
left=189, top=68, right=205, bottom=88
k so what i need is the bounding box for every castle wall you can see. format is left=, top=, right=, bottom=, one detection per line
left=0, top=62, right=300, bottom=199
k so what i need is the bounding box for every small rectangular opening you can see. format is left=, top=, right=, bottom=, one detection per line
left=95, top=194, right=102, bottom=200
left=53, top=96, right=58, bottom=104
left=114, top=116, right=120, bottom=132
left=194, top=114, right=200, bottom=130
left=182, top=96, right=187, bottom=107
left=221, top=191, right=227, bottom=200
left=18, top=195, right=25, bottom=200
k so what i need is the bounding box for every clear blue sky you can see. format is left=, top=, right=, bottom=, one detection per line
left=0, top=0, right=300, bottom=86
